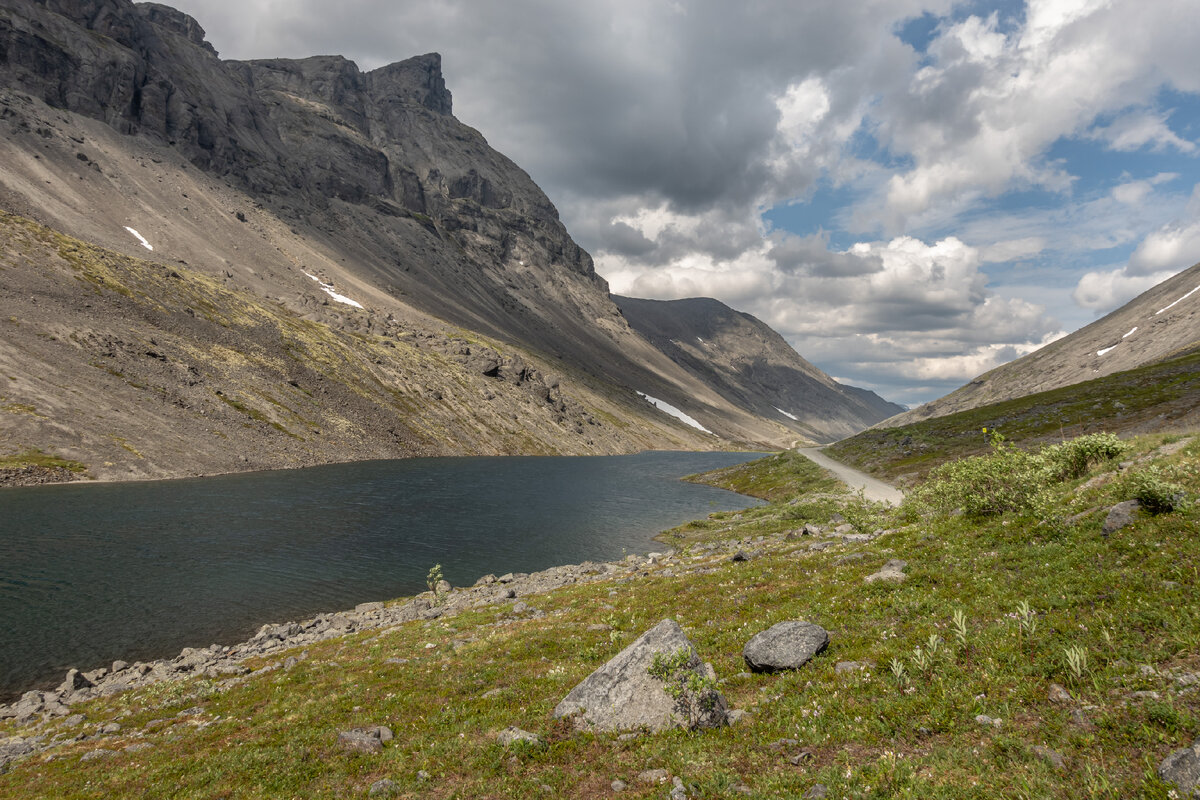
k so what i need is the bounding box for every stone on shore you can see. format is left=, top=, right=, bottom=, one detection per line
left=1159, top=738, right=1200, bottom=796
left=553, top=619, right=728, bottom=731
left=742, top=621, right=829, bottom=673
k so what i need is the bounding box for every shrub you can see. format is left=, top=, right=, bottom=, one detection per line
left=1042, top=432, right=1128, bottom=480
left=907, top=438, right=1051, bottom=519
left=1127, top=466, right=1186, bottom=514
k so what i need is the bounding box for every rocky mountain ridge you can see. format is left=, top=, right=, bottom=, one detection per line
left=615, top=296, right=902, bottom=444
left=0, top=0, right=899, bottom=479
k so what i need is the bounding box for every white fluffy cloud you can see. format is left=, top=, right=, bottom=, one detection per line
left=1075, top=182, right=1200, bottom=311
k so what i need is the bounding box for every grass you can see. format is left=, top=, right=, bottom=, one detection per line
left=3, top=430, right=1198, bottom=797
left=827, top=349, right=1200, bottom=486
left=0, top=447, right=89, bottom=474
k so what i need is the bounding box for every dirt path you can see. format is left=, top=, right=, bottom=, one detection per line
left=797, top=447, right=905, bottom=505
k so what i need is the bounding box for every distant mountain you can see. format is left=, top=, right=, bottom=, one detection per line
left=615, top=296, right=903, bottom=443
left=0, top=0, right=899, bottom=480
left=882, top=262, right=1200, bottom=427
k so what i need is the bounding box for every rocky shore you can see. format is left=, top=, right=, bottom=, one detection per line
left=0, top=533, right=789, bottom=770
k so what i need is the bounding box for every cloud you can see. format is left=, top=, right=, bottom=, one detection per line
left=1091, top=111, right=1197, bottom=153
left=1072, top=266, right=1178, bottom=311
left=1111, top=172, right=1178, bottom=205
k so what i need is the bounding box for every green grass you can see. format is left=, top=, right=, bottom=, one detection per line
left=827, top=349, right=1200, bottom=486
left=0, top=447, right=88, bottom=474
left=1, top=434, right=1198, bottom=798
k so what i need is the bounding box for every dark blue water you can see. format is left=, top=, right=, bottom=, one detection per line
left=0, top=451, right=762, bottom=700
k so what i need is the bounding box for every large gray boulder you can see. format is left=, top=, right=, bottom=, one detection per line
left=553, top=619, right=728, bottom=732
left=743, top=621, right=829, bottom=673
left=1160, top=739, right=1200, bottom=797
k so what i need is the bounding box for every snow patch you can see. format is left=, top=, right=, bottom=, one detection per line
left=1156, top=285, right=1200, bottom=315
left=124, top=226, right=153, bottom=251
left=1123, top=326, right=1137, bottom=339
left=304, top=272, right=364, bottom=309
left=636, top=392, right=713, bottom=434
left=775, top=407, right=799, bottom=421
left=1097, top=345, right=1117, bottom=356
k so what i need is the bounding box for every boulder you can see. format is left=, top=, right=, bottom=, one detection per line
left=742, top=621, right=829, bottom=673
left=336, top=726, right=392, bottom=754
left=1159, top=738, right=1200, bottom=797
left=58, top=668, right=93, bottom=695
left=496, top=726, right=541, bottom=746
left=865, top=559, right=908, bottom=584
left=1102, top=500, right=1140, bottom=535
left=553, top=619, right=728, bottom=731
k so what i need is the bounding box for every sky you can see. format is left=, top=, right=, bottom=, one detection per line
left=168, top=0, right=1200, bottom=407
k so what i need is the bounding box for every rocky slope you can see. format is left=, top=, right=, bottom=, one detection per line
left=615, top=296, right=902, bottom=443
left=882, top=261, right=1200, bottom=427
left=0, top=0, right=896, bottom=480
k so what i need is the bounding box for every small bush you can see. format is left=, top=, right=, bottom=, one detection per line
left=906, top=439, right=1050, bottom=519
left=1127, top=466, right=1186, bottom=514
left=1042, top=432, right=1128, bottom=480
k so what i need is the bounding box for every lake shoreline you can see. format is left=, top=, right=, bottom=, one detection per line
left=0, top=450, right=768, bottom=705
left=0, top=540, right=704, bottom=716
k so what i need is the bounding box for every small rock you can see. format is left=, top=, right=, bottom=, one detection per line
left=417, top=769, right=431, bottom=781
left=617, top=732, right=640, bottom=741
left=743, top=621, right=829, bottom=673
left=1102, top=500, right=1140, bottom=535
left=124, top=743, right=154, bottom=753
left=611, top=778, right=627, bottom=792
left=63, top=714, right=85, bottom=727
left=337, top=728, right=385, bottom=753
left=58, top=668, right=93, bottom=695
left=80, top=749, right=116, bottom=761
left=1032, top=745, right=1066, bottom=771
left=803, top=784, right=830, bottom=799
left=802, top=523, right=821, bottom=536
left=496, top=727, right=541, bottom=747
left=730, top=551, right=750, bottom=562
left=865, top=559, right=908, bottom=584
left=368, top=778, right=399, bottom=797
left=1159, top=738, right=1200, bottom=797
left=111, top=660, right=128, bottom=673
left=637, top=768, right=671, bottom=784
left=1069, top=708, right=1094, bottom=730
left=512, top=601, right=531, bottom=614
left=768, top=738, right=800, bottom=751
left=101, top=722, right=121, bottom=734
left=975, top=714, right=1002, bottom=728
left=1047, top=683, right=1072, bottom=704
left=355, top=601, right=384, bottom=614
left=481, top=688, right=503, bottom=699
left=789, top=751, right=814, bottom=765
left=726, top=709, right=751, bottom=726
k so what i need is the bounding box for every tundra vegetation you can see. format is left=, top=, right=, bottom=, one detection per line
left=1, top=429, right=1198, bottom=798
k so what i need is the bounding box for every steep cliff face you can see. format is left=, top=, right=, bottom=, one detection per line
left=882, top=262, right=1200, bottom=427
left=615, top=296, right=903, bottom=443
left=0, top=0, right=897, bottom=480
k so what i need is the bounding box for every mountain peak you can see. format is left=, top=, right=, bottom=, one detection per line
left=368, top=53, right=452, bottom=114
left=136, top=2, right=217, bottom=56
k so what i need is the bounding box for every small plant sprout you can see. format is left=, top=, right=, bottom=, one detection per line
left=889, top=657, right=908, bottom=686
left=1015, top=600, right=1038, bottom=650
left=951, top=609, right=969, bottom=649
left=426, top=563, right=445, bottom=598
left=647, top=647, right=720, bottom=729
left=1065, top=645, right=1088, bottom=683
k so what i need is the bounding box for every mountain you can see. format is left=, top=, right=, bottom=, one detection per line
left=614, top=296, right=902, bottom=443
left=0, top=0, right=896, bottom=481
left=881, top=262, right=1200, bottom=428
